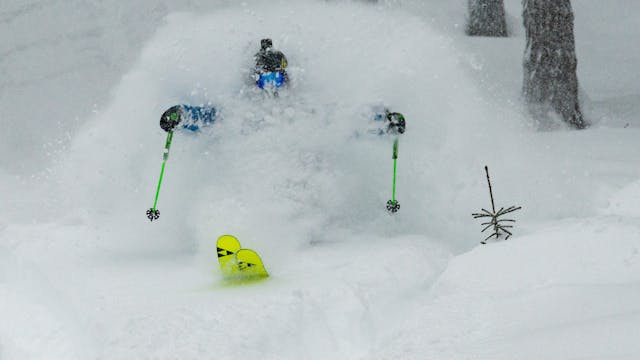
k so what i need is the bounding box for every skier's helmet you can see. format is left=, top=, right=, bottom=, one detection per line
left=261, top=38, right=273, bottom=50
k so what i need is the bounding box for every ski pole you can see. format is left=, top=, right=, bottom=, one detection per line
left=386, top=137, right=400, bottom=213
left=146, top=131, right=174, bottom=221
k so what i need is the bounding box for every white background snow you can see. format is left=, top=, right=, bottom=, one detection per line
left=1, top=0, right=639, bottom=359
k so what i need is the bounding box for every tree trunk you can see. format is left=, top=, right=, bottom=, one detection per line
left=466, top=0, right=509, bottom=37
left=522, top=0, right=586, bottom=129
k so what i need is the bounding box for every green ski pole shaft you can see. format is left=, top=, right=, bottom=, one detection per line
left=387, top=137, right=401, bottom=213
left=392, top=158, right=398, bottom=202
left=391, top=138, right=399, bottom=200
left=147, top=131, right=173, bottom=221
left=153, top=131, right=174, bottom=209
left=152, top=162, right=167, bottom=210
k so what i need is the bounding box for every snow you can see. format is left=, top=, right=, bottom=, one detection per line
left=1, top=0, right=640, bottom=359
left=375, top=216, right=640, bottom=359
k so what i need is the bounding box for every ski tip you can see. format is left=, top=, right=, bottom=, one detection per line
left=215, top=236, right=269, bottom=283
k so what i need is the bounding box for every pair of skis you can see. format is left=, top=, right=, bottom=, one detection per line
left=217, top=235, right=269, bottom=282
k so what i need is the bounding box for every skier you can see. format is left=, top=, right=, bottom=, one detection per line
left=253, top=38, right=289, bottom=89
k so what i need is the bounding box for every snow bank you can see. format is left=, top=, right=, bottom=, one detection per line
left=374, top=215, right=640, bottom=359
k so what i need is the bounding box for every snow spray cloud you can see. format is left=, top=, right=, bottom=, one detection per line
left=57, top=1, right=533, bottom=254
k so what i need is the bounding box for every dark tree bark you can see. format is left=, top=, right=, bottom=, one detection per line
left=466, top=0, right=509, bottom=37
left=522, top=0, right=586, bottom=129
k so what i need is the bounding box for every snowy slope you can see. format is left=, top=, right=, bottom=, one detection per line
left=1, top=0, right=640, bottom=359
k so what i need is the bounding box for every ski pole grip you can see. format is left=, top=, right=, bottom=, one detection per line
left=163, top=131, right=174, bottom=161
left=393, top=138, right=399, bottom=159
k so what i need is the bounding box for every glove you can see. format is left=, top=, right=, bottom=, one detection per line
left=160, top=106, right=182, bottom=132
left=386, top=112, right=406, bottom=135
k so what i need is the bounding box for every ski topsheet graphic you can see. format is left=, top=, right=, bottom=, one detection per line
left=235, top=249, right=269, bottom=278
left=216, top=235, right=268, bottom=281
left=217, top=235, right=242, bottom=277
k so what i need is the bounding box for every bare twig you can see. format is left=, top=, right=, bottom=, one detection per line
left=472, top=166, right=522, bottom=244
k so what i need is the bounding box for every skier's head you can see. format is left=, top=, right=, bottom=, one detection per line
left=260, top=38, right=273, bottom=50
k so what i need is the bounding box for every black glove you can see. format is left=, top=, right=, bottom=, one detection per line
left=160, top=106, right=182, bottom=132
left=386, top=112, right=406, bottom=134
